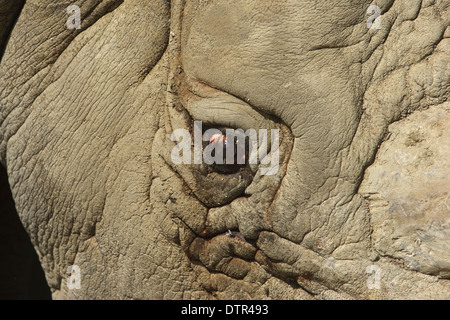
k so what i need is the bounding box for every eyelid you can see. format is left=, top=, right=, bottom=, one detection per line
left=184, top=91, right=278, bottom=133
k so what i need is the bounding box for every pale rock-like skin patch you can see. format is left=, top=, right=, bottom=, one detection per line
left=360, top=102, right=450, bottom=279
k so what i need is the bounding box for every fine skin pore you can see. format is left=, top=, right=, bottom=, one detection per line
left=0, top=0, right=449, bottom=299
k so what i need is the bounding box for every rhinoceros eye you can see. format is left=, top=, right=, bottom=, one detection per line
left=202, top=128, right=250, bottom=175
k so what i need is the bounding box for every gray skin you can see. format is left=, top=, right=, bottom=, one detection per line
left=0, top=0, right=449, bottom=299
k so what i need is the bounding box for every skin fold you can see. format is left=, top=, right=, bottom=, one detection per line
left=0, top=0, right=448, bottom=299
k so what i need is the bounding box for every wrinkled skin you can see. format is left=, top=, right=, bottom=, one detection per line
left=0, top=0, right=449, bottom=299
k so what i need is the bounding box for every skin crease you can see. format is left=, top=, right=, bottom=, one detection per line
left=0, top=0, right=449, bottom=299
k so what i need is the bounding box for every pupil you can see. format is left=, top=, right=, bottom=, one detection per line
left=205, top=131, right=248, bottom=174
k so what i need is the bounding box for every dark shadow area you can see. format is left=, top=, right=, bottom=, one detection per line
left=0, top=0, right=26, bottom=63
left=0, top=164, right=51, bottom=299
